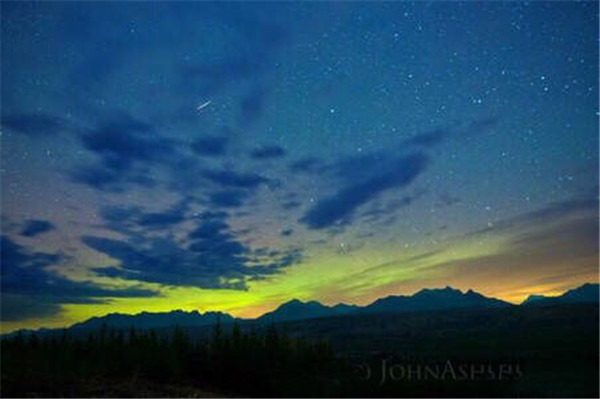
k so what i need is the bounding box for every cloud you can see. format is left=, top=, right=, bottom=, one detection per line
left=191, top=136, right=229, bottom=156
left=70, top=164, right=157, bottom=192
left=202, top=168, right=269, bottom=189
left=359, top=191, right=425, bottom=224
left=300, top=153, right=429, bottom=229
left=21, top=220, right=56, bottom=237
left=296, top=117, right=498, bottom=230
left=81, top=114, right=175, bottom=165
left=422, top=197, right=599, bottom=299
left=137, top=201, right=189, bottom=229
left=209, top=190, right=250, bottom=208
left=100, top=205, right=141, bottom=223
left=0, top=235, right=158, bottom=321
left=97, top=199, right=190, bottom=235
left=281, top=200, right=301, bottom=210
left=465, top=198, right=598, bottom=239
left=1, top=112, right=66, bottom=137
left=1, top=294, right=64, bottom=322
left=69, top=165, right=123, bottom=191
left=251, top=145, right=286, bottom=160
left=69, top=113, right=175, bottom=191
left=85, top=211, right=301, bottom=290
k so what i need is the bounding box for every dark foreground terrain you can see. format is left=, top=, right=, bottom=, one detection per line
left=1, top=303, right=598, bottom=397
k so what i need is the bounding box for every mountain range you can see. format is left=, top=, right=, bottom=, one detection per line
left=521, top=282, right=599, bottom=306
left=70, top=310, right=234, bottom=330
left=6, top=283, right=598, bottom=334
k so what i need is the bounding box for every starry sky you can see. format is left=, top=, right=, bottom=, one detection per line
left=1, top=1, right=598, bottom=333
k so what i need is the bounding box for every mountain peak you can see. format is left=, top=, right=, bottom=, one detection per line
left=414, top=285, right=463, bottom=297
left=366, top=286, right=511, bottom=314
left=279, top=299, right=322, bottom=308
left=70, top=309, right=234, bottom=330
left=259, top=298, right=355, bottom=322
left=522, top=283, right=599, bottom=306
left=282, top=298, right=305, bottom=306
left=522, top=294, right=548, bottom=305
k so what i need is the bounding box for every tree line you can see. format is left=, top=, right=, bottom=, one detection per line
left=1, top=321, right=354, bottom=397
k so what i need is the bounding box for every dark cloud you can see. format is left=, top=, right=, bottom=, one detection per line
left=191, top=136, right=229, bottom=156
left=1, top=293, right=65, bottom=322
left=21, top=220, right=55, bottom=237
left=85, top=211, right=301, bottom=290
left=97, top=205, right=144, bottom=236
left=97, top=199, right=190, bottom=235
left=81, top=114, right=174, bottom=165
left=70, top=165, right=122, bottom=191
left=282, top=200, right=301, bottom=210
left=251, top=145, right=286, bottom=160
left=209, top=190, right=250, bottom=208
left=332, top=152, right=394, bottom=182
left=165, top=156, right=205, bottom=193
left=1, top=112, right=66, bottom=137
left=0, top=235, right=158, bottom=321
left=301, top=153, right=429, bottom=230
left=203, top=168, right=269, bottom=189
left=137, top=201, right=189, bottom=229
left=70, top=164, right=157, bottom=192
left=69, top=114, right=174, bottom=191
left=360, top=192, right=425, bottom=224
left=296, top=118, right=498, bottom=230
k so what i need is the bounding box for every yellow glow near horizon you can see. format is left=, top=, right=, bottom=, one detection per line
left=2, top=225, right=598, bottom=334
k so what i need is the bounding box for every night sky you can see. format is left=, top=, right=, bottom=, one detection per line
left=1, top=1, right=598, bottom=332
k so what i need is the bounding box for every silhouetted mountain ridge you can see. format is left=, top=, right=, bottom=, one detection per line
left=258, top=299, right=359, bottom=322
left=4, top=283, right=598, bottom=336
left=361, top=285, right=512, bottom=314
left=259, top=286, right=513, bottom=322
left=70, top=309, right=234, bottom=330
left=522, top=283, right=599, bottom=306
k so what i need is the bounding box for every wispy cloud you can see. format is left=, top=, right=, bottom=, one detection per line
left=84, top=209, right=302, bottom=290
left=1, top=235, right=158, bottom=321
left=20, top=220, right=56, bottom=237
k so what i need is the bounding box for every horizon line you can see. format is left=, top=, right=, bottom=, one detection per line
left=3, top=280, right=598, bottom=335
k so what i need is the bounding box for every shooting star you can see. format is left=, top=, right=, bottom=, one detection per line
left=196, top=100, right=211, bottom=111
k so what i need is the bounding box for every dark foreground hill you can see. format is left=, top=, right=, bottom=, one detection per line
left=2, top=302, right=598, bottom=398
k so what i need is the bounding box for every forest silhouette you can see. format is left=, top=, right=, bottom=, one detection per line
left=1, top=321, right=351, bottom=397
